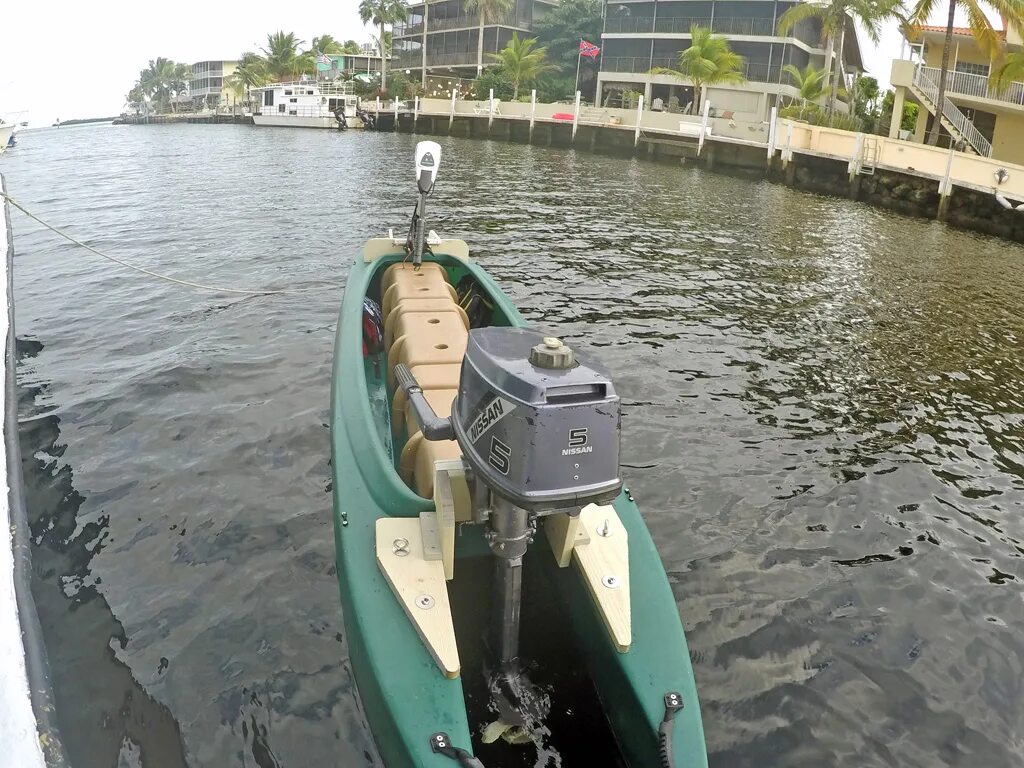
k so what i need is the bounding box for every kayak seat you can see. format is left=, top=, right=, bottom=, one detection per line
left=399, top=388, right=462, bottom=498
left=387, top=321, right=468, bottom=389
left=384, top=300, right=469, bottom=350
left=392, top=364, right=462, bottom=435
left=380, top=261, right=445, bottom=295
left=382, top=276, right=459, bottom=317
left=390, top=309, right=468, bottom=356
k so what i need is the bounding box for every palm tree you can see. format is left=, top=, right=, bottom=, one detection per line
left=227, top=53, right=267, bottom=106
left=465, top=0, right=515, bottom=77
left=649, top=26, right=745, bottom=113
left=359, top=0, right=408, bottom=91
left=990, top=50, right=1024, bottom=92
left=342, top=39, right=363, bottom=54
left=138, top=58, right=178, bottom=112
left=488, top=34, right=554, bottom=99
left=909, top=0, right=1024, bottom=145
left=262, top=31, right=306, bottom=81
left=783, top=64, right=827, bottom=116
left=778, top=0, right=902, bottom=116
left=312, top=34, right=344, bottom=54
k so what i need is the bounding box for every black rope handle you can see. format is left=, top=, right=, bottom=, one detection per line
left=659, top=691, right=685, bottom=768
left=430, top=732, right=486, bottom=768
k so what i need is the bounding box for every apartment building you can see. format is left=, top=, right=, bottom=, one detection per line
left=889, top=24, right=1024, bottom=162
left=597, top=0, right=863, bottom=119
left=190, top=61, right=238, bottom=110
left=393, top=0, right=558, bottom=85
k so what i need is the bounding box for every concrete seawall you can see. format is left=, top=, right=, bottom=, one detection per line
left=381, top=103, right=1024, bottom=246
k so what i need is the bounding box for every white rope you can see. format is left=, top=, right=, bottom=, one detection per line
left=1, top=192, right=338, bottom=296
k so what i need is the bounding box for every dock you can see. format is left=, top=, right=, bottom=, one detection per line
left=1, top=175, right=69, bottom=768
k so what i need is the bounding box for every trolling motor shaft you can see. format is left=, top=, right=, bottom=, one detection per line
left=411, top=141, right=441, bottom=266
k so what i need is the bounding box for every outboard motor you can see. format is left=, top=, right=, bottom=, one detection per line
left=395, top=141, right=622, bottom=720
left=396, top=330, right=621, bottom=706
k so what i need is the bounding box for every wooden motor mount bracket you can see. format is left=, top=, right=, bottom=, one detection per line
left=545, top=503, right=631, bottom=653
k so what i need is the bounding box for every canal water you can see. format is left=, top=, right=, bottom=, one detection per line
left=3, top=124, right=1023, bottom=768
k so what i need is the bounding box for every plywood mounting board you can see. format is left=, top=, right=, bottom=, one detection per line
left=573, top=503, right=631, bottom=653
left=376, top=517, right=460, bottom=678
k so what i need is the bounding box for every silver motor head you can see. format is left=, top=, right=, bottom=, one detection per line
left=415, top=141, right=441, bottom=194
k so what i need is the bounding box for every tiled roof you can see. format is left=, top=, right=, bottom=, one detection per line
left=914, top=24, right=1006, bottom=38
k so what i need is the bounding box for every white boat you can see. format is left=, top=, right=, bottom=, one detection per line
left=251, top=80, right=368, bottom=129
left=0, top=124, right=14, bottom=154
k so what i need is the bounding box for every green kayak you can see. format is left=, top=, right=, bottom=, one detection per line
left=329, top=143, right=707, bottom=768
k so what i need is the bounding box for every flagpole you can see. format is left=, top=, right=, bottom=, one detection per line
left=575, top=39, right=582, bottom=96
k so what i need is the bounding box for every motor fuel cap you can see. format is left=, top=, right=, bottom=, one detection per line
left=530, top=336, right=575, bottom=369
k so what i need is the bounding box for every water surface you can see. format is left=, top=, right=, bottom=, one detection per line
left=3, top=123, right=1023, bottom=767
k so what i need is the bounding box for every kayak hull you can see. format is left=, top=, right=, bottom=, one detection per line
left=330, top=246, right=708, bottom=767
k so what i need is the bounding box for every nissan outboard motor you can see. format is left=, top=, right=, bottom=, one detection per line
left=395, top=141, right=623, bottom=722
left=395, top=329, right=621, bottom=708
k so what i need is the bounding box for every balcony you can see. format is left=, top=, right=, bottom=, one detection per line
left=425, top=51, right=482, bottom=67
left=603, top=16, right=820, bottom=47
left=920, top=65, right=1024, bottom=108
left=601, top=56, right=784, bottom=84
left=396, top=13, right=532, bottom=35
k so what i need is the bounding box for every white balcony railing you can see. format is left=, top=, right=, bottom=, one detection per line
left=920, top=65, right=1024, bottom=107
left=914, top=66, right=993, bottom=157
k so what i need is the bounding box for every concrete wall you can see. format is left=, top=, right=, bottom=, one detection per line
left=991, top=110, right=1024, bottom=164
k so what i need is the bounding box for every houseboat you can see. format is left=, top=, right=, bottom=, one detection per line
left=251, top=80, right=364, bottom=129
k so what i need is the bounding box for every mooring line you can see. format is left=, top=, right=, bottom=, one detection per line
left=1, top=191, right=338, bottom=296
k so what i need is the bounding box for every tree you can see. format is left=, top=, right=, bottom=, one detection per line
left=359, top=0, right=408, bottom=91
left=783, top=63, right=827, bottom=115
left=779, top=0, right=902, bottom=116
left=649, top=26, right=745, bottom=113
left=465, top=0, right=515, bottom=77
left=487, top=34, right=554, bottom=98
left=471, top=68, right=515, bottom=100
left=991, top=51, right=1024, bottom=92
left=342, top=39, right=363, bottom=54
left=262, top=31, right=307, bottom=81
left=532, top=0, right=604, bottom=86
left=909, top=0, right=1024, bottom=145
left=312, top=35, right=344, bottom=54
left=227, top=52, right=267, bottom=103
left=879, top=88, right=919, bottom=132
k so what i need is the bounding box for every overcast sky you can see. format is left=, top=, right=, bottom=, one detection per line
left=0, top=0, right=975, bottom=128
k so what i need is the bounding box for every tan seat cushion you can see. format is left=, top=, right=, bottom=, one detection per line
left=385, top=300, right=469, bottom=350
left=381, top=262, right=445, bottom=295
left=399, top=433, right=463, bottom=498
left=383, top=278, right=459, bottom=317
left=387, top=322, right=468, bottom=388
left=392, top=364, right=462, bottom=435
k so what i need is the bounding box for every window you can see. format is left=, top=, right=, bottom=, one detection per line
left=307, top=89, right=314, bottom=95
left=289, top=97, right=298, bottom=103
left=279, top=104, right=286, bottom=113
left=284, top=89, right=293, bottom=95
left=955, top=61, right=989, bottom=77
left=264, top=90, right=274, bottom=106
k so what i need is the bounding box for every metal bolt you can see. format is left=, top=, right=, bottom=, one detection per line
left=393, top=537, right=410, bottom=556
left=598, top=519, right=612, bottom=537
left=602, top=575, right=620, bottom=589
left=415, top=594, right=435, bottom=609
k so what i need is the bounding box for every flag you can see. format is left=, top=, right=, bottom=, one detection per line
left=579, top=40, right=600, bottom=58
left=317, top=52, right=332, bottom=66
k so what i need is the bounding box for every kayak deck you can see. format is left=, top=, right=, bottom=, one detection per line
left=331, top=247, right=708, bottom=766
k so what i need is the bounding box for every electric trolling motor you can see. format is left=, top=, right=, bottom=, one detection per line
left=407, top=140, right=441, bottom=267
left=395, top=144, right=623, bottom=722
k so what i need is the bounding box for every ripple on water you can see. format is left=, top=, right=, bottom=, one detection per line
left=4, top=124, right=1024, bottom=768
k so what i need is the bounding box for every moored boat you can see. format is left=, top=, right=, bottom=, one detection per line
left=330, top=143, right=707, bottom=767
left=251, top=80, right=370, bottom=129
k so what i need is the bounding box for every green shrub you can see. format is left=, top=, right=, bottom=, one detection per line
left=779, top=104, right=864, bottom=132
left=471, top=68, right=514, bottom=101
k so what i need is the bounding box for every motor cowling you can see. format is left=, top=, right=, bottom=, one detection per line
left=452, top=327, right=622, bottom=512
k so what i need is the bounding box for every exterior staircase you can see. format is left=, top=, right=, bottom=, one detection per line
left=908, top=65, right=993, bottom=157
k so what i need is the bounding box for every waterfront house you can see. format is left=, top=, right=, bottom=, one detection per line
left=317, top=52, right=384, bottom=81
left=190, top=60, right=239, bottom=111
left=596, top=0, right=863, bottom=119
left=889, top=24, right=1024, bottom=162
left=393, top=0, right=558, bottom=89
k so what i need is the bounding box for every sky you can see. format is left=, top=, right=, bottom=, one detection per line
left=0, top=0, right=974, bottom=128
